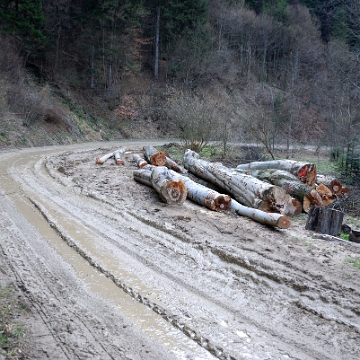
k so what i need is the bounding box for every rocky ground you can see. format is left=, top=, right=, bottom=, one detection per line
left=0, top=141, right=359, bottom=360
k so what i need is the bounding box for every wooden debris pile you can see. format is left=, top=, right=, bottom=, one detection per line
left=95, top=145, right=351, bottom=232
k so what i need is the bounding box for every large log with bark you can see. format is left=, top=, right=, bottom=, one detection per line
left=183, top=150, right=302, bottom=216
left=169, top=170, right=231, bottom=211
left=133, top=166, right=187, bottom=205
left=236, top=160, right=317, bottom=186
left=230, top=200, right=291, bottom=229
left=305, top=205, right=344, bottom=236
left=144, top=145, right=167, bottom=166
left=165, top=157, right=187, bottom=174
left=246, top=169, right=313, bottom=201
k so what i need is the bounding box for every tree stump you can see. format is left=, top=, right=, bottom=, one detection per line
left=305, top=205, right=344, bottom=236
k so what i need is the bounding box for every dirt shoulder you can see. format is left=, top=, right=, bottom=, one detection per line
left=1, top=142, right=360, bottom=360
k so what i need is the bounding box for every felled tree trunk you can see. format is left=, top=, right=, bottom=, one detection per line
left=169, top=170, right=231, bottom=211
left=166, top=157, right=187, bottom=174
left=133, top=166, right=187, bottom=205
left=114, top=148, right=126, bottom=165
left=144, top=145, right=167, bottom=166
left=247, top=169, right=313, bottom=201
left=96, top=152, right=114, bottom=165
left=236, top=160, right=317, bottom=186
left=133, top=154, right=148, bottom=169
left=230, top=200, right=291, bottom=229
left=305, top=205, right=344, bottom=236
left=184, top=150, right=302, bottom=216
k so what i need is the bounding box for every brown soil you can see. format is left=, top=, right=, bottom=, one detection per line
left=0, top=141, right=360, bottom=360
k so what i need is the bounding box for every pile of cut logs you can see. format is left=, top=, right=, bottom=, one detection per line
left=95, top=145, right=351, bottom=231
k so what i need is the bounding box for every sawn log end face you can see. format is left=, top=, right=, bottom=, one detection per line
left=150, top=151, right=167, bottom=166
left=163, top=179, right=187, bottom=205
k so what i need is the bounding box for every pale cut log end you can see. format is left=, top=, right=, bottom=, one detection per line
left=150, top=151, right=167, bottom=166
left=161, top=179, right=187, bottom=205
left=277, top=216, right=291, bottom=229
left=96, top=158, right=102, bottom=164
left=206, top=194, right=231, bottom=212
left=330, top=179, right=342, bottom=194
left=116, top=159, right=125, bottom=165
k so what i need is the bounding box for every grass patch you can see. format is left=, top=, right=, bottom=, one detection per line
left=0, top=285, right=28, bottom=359
left=340, top=232, right=349, bottom=241
left=348, top=258, right=360, bottom=270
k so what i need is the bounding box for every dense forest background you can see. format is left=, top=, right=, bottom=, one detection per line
left=0, top=0, right=359, bottom=164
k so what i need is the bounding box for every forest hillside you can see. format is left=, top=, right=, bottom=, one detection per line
left=0, top=0, right=359, bottom=162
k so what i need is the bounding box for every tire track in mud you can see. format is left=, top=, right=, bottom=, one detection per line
left=2, top=144, right=355, bottom=359
left=31, top=150, right=360, bottom=358
left=0, top=194, right=119, bottom=360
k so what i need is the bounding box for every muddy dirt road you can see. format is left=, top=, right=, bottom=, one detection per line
left=1, top=141, right=360, bottom=360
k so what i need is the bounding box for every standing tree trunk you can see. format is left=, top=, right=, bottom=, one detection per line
left=133, top=166, right=187, bottom=205
left=184, top=150, right=302, bottom=216
left=154, top=6, right=160, bottom=80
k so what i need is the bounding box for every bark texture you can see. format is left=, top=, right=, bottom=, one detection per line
left=230, top=200, right=291, bottom=229
left=305, top=205, right=344, bottom=236
left=133, top=166, right=187, bottom=205
left=236, top=160, right=317, bottom=186
left=169, top=170, right=231, bottom=211
left=144, top=145, right=167, bottom=166
left=96, top=152, right=114, bottom=165
left=133, top=154, right=148, bottom=169
left=184, top=150, right=302, bottom=216
left=114, top=148, right=126, bottom=165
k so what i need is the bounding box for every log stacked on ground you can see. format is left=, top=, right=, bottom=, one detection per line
left=230, top=200, right=291, bottom=229
left=133, top=154, right=148, bottom=168
left=169, top=170, right=231, bottom=211
left=236, top=160, right=317, bottom=186
left=244, top=169, right=313, bottom=201
left=144, top=145, right=167, bottom=166
left=183, top=150, right=302, bottom=216
left=114, top=148, right=126, bottom=165
left=96, top=152, right=114, bottom=165
left=133, top=166, right=187, bottom=205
